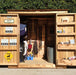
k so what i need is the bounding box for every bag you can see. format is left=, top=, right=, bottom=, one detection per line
left=20, top=24, right=27, bottom=36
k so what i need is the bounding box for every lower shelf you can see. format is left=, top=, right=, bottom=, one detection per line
left=58, top=44, right=76, bottom=50
left=57, top=59, right=76, bottom=66
left=0, top=63, right=17, bottom=65
left=18, top=58, right=55, bottom=68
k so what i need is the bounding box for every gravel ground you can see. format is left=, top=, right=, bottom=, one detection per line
left=0, top=68, right=76, bottom=75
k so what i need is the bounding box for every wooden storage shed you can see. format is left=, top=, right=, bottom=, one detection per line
left=0, top=9, right=76, bottom=68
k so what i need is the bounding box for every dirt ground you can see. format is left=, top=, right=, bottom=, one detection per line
left=0, top=68, right=76, bottom=75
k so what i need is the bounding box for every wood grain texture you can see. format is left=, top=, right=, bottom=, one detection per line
left=18, top=58, right=55, bottom=68
left=0, top=14, right=19, bottom=66
left=57, top=14, right=76, bottom=66
left=0, top=51, right=17, bottom=65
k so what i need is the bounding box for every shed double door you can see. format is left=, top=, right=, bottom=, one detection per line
left=0, top=14, right=20, bottom=65
left=56, top=13, right=76, bottom=66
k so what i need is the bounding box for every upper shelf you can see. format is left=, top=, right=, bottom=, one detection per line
left=57, top=60, right=76, bottom=66
left=0, top=24, right=17, bottom=26
left=57, top=44, right=76, bottom=50
left=57, top=22, right=75, bottom=26
left=57, top=33, right=76, bottom=36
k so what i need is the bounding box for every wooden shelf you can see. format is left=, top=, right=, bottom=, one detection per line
left=0, top=49, right=17, bottom=51
left=0, top=63, right=17, bottom=65
left=57, top=22, right=75, bottom=26
left=58, top=44, right=76, bottom=50
left=0, top=34, right=17, bottom=36
left=57, top=13, right=75, bottom=16
left=0, top=34, right=18, bottom=37
left=57, top=33, right=75, bottom=36
left=0, top=24, right=17, bottom=26
left=57, top=60, right=76, bottom=66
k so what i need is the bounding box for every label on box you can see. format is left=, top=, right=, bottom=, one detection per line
left=4, top=19, right=14, bottom=23
left=1, top=39, right=8, bottom=45
left=10, top=39, right=17, bottom=45
left=5, top=27, right=13, bottom=33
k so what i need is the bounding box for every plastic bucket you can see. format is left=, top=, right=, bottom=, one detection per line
left=47, top=47, right=54, bottom=63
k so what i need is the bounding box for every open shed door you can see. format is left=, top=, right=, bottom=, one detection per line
left=56, top=13, right=76, bottom=66
left=0, top=14, right=20, bottom=65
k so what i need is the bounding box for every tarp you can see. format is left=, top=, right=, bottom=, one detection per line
left=20, top=24, right=27, bottom=36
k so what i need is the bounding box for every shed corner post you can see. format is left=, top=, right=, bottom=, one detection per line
left=55, top=13, right=58, bottom=65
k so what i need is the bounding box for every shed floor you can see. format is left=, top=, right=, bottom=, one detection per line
left=18, top=58, right=55, bottom=68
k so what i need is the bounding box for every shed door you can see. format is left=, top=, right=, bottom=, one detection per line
left=0, top=14, right=20, bottom=65
left=56, top=13, right=76, bottom=66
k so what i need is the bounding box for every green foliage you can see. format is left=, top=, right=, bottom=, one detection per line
left=0, top=0, right=76, bottom=13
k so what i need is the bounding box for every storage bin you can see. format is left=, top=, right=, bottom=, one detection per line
left=47, top=47, right=54, bottom=63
